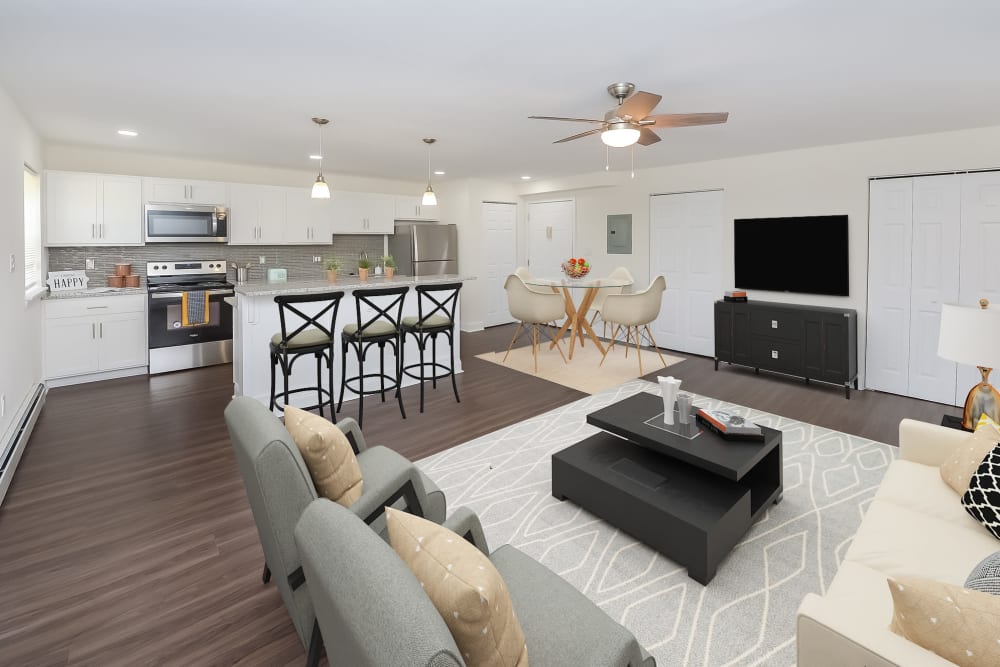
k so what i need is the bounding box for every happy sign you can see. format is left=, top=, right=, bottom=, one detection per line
left=46, top=270, right=90, bottom=292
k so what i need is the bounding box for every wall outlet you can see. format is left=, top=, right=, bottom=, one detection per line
left=313, top=256, right=322, bottom=263
left=258, top=256, right=266, bottom=264
left=86, top=258, right=95, bottom=270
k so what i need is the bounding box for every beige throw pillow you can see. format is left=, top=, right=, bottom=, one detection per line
left=284, top=406, right=362, bottom=507
left=386, top=508, right=528, bottom=667
left=888, top=576, right=1000, bottom=667
left=940, top=421, right=1000, bottom=495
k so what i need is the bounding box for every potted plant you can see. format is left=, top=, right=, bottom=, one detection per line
left=325, top=258, right=340, bottom=282
left=358, top=257, right=372, bottom=281
left=382, top=255, right=396, bottom=278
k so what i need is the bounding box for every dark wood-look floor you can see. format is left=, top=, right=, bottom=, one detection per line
left=0, top=323, right=959, bottom=664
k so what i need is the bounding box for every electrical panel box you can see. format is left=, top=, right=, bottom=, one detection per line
left=607, top=214, right=632, bottom=254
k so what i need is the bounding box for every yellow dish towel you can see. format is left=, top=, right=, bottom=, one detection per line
left=181, top=291, right=210, bottom=327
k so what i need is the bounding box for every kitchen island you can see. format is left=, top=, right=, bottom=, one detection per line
left=232, top=274, right=474, bottom=410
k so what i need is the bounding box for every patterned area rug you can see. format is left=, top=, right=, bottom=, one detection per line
left=417, top=379, right=896, bottom=666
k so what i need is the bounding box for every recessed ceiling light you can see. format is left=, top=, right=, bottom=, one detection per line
left=117, top=129, right=138, bottom=137
left=434, top=170, right=445, bottom=175
left=309, top=154, right=323, bottom=160
left=520, top=175, right=532, bottom=180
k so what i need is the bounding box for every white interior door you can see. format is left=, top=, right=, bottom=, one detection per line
left=907, top=175, right=960, bottom=404
left=649, top=190, right=724, bottom=356
left=866, top=179, right=914, bottom=396
left=527, top=200, right=574, bottom=276
left=957, top=171, right=1000, bottom=404
left=482, top=202, right=517, bottom=327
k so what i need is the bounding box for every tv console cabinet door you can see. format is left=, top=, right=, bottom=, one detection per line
left=714, top=301, right=733, bottom=363
left=732, top=305, right=752, bottom=365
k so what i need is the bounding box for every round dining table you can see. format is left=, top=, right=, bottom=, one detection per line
left=522, top=275, right=634, bottom=360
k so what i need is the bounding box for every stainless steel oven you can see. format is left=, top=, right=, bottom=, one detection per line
left=147, top=261, right=234, bottom=374
left=145, top=204, right=229, bottom=243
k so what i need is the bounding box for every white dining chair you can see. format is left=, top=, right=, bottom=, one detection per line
left=503, top=274, right=567, bottom=372
left=587, top=266, right=635, bottom=337
left=599, top=275, right=669, bottom=374
left=514, top=266, right=551, bottom=295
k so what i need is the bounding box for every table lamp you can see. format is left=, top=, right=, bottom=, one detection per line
left=938, top=299, right=1000, bottom=429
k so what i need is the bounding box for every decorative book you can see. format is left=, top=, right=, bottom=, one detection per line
left=695, top=409, right=764, bottom=441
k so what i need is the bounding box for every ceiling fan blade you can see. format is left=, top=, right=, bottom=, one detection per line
left=529, top=115, right=605, bottom=124
left=637, top=128, right=661, bottom=146
left=616, top=91, right=662, bottom=120
left=553, top=128, right=604, bottom=143
left=646, top=112, right=729, bottom=128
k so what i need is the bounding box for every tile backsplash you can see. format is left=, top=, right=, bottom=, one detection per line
left=46, top=235, right=385, bottom=285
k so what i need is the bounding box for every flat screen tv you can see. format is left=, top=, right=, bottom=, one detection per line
left=733, top=215, right=849, bottom=296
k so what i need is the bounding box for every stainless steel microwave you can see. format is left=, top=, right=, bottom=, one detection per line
left=145, top=204, right=229, bottom=243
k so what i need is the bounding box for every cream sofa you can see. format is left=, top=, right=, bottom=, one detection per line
left=797, top=419, right=1000, bottom=666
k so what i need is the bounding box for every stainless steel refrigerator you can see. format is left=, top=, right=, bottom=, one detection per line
left=388, top=222, right=458, bottom=276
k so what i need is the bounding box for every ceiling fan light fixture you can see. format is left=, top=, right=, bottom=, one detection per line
left=601, top=125, right=641, bottom=148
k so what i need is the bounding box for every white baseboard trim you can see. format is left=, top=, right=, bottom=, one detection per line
left=45, top=366, right=148, bottom=388
left=0, top=383, right=47, bottom=507
left=461, top=321, right=485, bottom=333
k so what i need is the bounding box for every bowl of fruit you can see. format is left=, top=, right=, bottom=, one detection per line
left=561, top=257, right=591, bottom=279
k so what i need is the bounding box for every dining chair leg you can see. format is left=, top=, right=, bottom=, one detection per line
left=624, top=326, right=631, bottom=358
left=645, top=325, right=669, bottom=368
left=599, top=333, right=613, bottom=367
left=503, top=322, right=523, bottom=363
left=531, top=324, right=539, bottom=373
left=544, top=322, right=567, bottom=363
left=633, top=326, right=643, bottom=375
left=607, top=324, right=620, bottom=353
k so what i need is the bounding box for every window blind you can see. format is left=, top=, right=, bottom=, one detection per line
left=23, top=167, right=41, bottom=293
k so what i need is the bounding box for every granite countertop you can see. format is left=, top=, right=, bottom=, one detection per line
left=43, top=287, right=147, bottom=300
left=234, top=274, right=476, bottom=297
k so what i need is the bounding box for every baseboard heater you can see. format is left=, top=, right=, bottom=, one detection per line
left=0, top=383, right=47, bottom=507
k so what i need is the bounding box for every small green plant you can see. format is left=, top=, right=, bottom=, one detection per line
left=325, top=258, right=340, bottom=271
left=357, top=257, right=372, bottom=270
left=382, top=255, right=395, bottom=269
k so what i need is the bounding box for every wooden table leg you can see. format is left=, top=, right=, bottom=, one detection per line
left=577, top=287, right=606, bottom=355
left=549, top=286, right=573, bottom=349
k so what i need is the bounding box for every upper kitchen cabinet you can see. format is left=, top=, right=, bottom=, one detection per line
left=331, top=191, right=394, bottom=234
left=394, top=195, right=439, bottom=221
left=45, top=171, right=142, bottom=246
left=285, top=187, right=332, bottom=244
left=142, top=178, right=228, bottom=206
left=229, top=184, right=286, bottom=245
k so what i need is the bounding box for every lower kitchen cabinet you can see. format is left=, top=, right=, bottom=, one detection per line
left=44, top=295, right=148, bottom=385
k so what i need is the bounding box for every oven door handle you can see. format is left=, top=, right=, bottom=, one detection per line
left=150, top=289, right=235, bottom=300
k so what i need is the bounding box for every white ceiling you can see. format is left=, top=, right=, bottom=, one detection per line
left=1, top=0, right=998, bottom=183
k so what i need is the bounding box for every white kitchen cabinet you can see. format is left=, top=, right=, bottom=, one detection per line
left=43, top=295, right=147, bottom=384
left=229, top=184, right=286, bottom=245
left=45, top=171, right=142, bottom=246
left=394, top=195, right=439, bottom=221
left=285, top=187, right=332, bottom=244
left=332, top=191, right=395, bottom=234
left=143, top=178, right=228, bottom=206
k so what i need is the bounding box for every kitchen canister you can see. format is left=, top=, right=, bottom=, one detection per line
left=107, top=275, right=125, bottom=288
left=124, top=275, right=141, bottom=288
left=114, top=263, right=132, bottom=276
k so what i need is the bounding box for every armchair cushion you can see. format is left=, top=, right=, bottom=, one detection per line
left=940, top=420, right=1000, bottom=495
left=387, top=508, right=529, bottom=667
left=284, top=406, right=363, bottom=507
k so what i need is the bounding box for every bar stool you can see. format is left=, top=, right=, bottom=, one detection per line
left=269, top=291, right=344, bottom=420
left=337, top=286, right=409, bottom=428
left=401, top=282, right=462, bottom=413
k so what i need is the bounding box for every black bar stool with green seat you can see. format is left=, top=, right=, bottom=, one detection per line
left=269, top=291, right=345, bottom=421
left=337, top=286, right=409, bottom=428
left=401, top=282, right=463, bottom=413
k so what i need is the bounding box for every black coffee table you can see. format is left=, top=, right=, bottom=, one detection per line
left=551, top=392, right=782, bottom=584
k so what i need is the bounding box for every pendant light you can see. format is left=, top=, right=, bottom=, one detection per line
left=421, top=138, right=438, bottom=206
left=310, top=117, right=331, bottom=199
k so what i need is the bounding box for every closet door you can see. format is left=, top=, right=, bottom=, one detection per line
left=907, top=175, right=960, bottom=404
left=957, top=171, right=1000, bottom=404
left=866, top=179, right=914, bottom=396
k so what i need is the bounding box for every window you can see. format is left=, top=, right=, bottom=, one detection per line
left=24, top=166, right=41, bottom=296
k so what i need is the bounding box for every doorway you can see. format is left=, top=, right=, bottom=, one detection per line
left=482, top=201, right=518, bottom=328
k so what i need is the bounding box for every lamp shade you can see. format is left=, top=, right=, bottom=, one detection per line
left=938, top=303, right=1000, bottom=369
left=311, top=175, right=330, bottom=199
left=421, top=186, right=437, bottom=206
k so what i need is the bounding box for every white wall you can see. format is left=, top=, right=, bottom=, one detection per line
left=521, top=124, right=1000, bottom=384
left=436, top=178, right=521, bottom=331
left=44, top=143, right=425, bottom=194
left=1, top=83, right=44, bottom=441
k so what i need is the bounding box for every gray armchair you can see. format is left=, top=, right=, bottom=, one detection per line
left=294, top=498, right=656, bottom=667
left=224, top=396, right=447, bottom=666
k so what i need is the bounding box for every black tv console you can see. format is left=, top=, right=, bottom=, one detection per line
left=714, top=300, right=859, bottom=398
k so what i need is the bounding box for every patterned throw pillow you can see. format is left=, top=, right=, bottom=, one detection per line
left=940, top=420, right=1000, bottom=495
left=386, top=508, right=529, bottom=667
left=284, top=406, right=363, bottom=507
left=966, top=551, right=1000, bottom=595
left=962, top=442, right=1000, bottom=540
left=888, top=576, right=1000, bottom=666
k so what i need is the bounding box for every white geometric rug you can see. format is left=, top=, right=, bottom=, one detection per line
left=417, top=379, right=896, bottom=667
